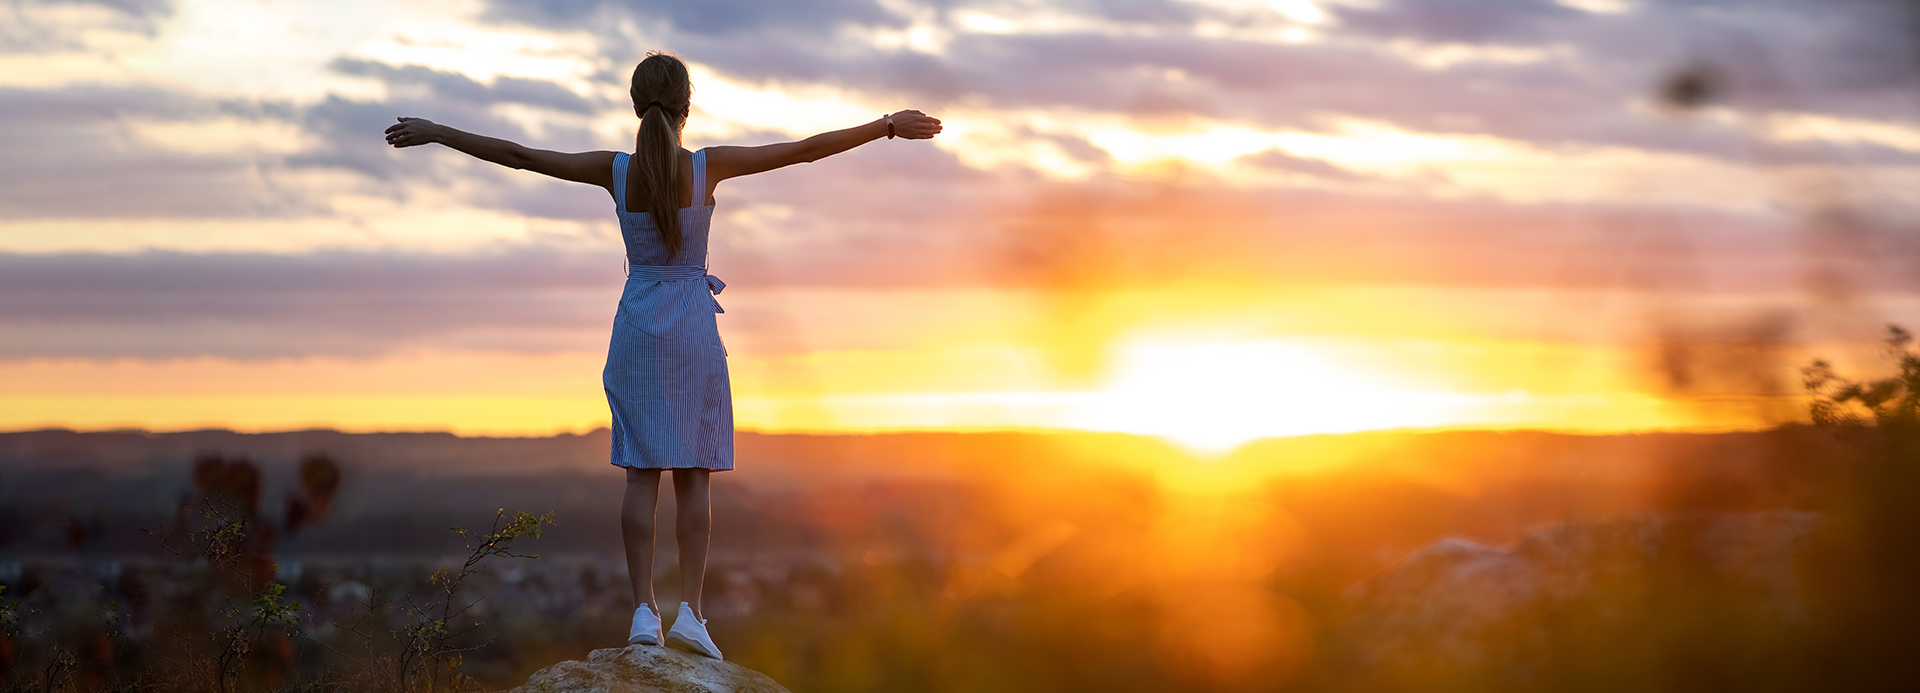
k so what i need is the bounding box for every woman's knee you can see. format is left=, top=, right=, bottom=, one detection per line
left=672, top=468, right=710, bottom=492
left=676, top=502, right=711, bottom=534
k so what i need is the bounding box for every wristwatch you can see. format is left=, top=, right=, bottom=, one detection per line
left=885, top=113, right=895, bottom=139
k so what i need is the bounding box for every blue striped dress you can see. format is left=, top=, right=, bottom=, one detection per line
left=603, top=148, right=733, bottom=471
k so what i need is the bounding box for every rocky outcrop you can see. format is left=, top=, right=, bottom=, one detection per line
left=509, top=645, right=790, bottom=693
left=1335, top=512, right=1819, bottom=687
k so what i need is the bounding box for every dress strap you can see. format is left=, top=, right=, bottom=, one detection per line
left=611, top=151, right=629, bottom=210
left=692, top=148, right=708, bottom=208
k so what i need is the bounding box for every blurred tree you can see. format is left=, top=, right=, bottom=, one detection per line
left=1800, top=324, right=1920, bottom=690
left=285, top=454, right=341, bottom=535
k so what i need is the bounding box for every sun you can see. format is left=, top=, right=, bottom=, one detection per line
left=1067, top=338, right=1459, bottom=452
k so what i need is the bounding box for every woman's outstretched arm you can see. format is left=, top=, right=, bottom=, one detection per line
left=706, top=110, right=942, bottom=184
left=384, top=117, right=616, bottom=190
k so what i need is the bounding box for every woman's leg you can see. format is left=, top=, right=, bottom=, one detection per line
left=622, top=467, right=663, bottom=609
left=672, top=468, right=712, bottom=618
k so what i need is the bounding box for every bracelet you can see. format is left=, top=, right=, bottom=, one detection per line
left=885, top=113, right=895, bottom=139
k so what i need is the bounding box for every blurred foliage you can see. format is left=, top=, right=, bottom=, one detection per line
left=392, top=509, right=554, bottom=693
left=0, top=455, right=551, bottom=693
left=1804, top=325, right=1920, bottom=432
left=1304, top=325, right=1920, bottom=693
left=1797, top=325, right=1920, bottom=691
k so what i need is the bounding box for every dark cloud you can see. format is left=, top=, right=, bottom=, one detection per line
left=10, top=172, right=1920, bottom=362
left=287, top=94, right=423, bottom=182
left=484, top=0, right=903, bottom=37
left=298, top=59, right=613, bottom=189
left=0, top=0, right=176, bottom=53
left=1584, top=0, right=1920, bottom=117
left=291, top=92, right=612, bottom=219
left=0, top=86, right=320, bottom=219
left=487, top=0, right=1920, bottom=169
left=1068, top=0, right=1199, bottom=26
left=1238, top=149, right=1362, bottom=180
left=12, top=0, right=1901, bottom=231
left=1331, top=0, right=1580, bottom=45
left=3, top=1, right=1916, bottom=277
left=328, top=58, right=599, bottom=114
left=0, top=82, right=611, bottom=222
left=0, top=250, right=618, bottom=359
left=73, top=0, right=174, bottom=18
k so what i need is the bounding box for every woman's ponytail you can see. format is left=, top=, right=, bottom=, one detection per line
left=630, top=52, right=693, bottom=260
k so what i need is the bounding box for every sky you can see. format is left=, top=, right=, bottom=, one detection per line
left=5, top=0, right=1920, bottom=450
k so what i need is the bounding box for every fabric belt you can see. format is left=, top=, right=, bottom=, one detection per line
left=627, top=263, right=726, bottom=314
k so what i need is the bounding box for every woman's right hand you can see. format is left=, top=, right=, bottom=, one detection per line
left=890, top=110, right=943, bottom=140
left=384, top=117, right=442, bottom=148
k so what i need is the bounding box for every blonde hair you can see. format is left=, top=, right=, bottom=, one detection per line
left=629, top=51, right=693, bottom=259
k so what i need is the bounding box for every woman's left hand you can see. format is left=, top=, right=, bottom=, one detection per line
left=890, top=110, right=943, bottom=140
left=384, top=117, right=440, bottom=148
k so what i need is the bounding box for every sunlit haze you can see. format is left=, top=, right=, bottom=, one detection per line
left=6, top=0, right=1920, bottom=450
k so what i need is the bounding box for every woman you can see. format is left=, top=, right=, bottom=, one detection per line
left=383, top=51, right=942, bottom=659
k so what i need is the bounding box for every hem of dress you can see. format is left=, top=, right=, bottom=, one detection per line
left=609, top=460, right=734, bottom=471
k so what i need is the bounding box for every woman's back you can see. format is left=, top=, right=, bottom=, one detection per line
left=613, top=148, right=714, bottom=266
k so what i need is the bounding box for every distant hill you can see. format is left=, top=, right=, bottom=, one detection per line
left=0, top=426, right=1842, bottom=585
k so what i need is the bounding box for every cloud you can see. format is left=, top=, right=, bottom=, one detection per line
left=1238, top=148, right=1364, bottom=180
left=0, top=81, right=616, bottom=225
left=3, top=0, right=1919, bottom=368
left=328, top=58, right=599, bottom=114
left=1, top=0, right=175, bottom=54
left=485, top=0, right=904, bottom=37
left=71, top=0, right=173, bottom=19
left=291, top=94, right=467, bottom=182
left=290, top=90, right=611, bottom=220
left=8, top=172, right=1920, bottom=363
left=477, top=0, right=1920, bottom=167
left=0, top=86, right=318, bottom=219
left=1066, top=0, right=1200, bottom=26
left=0, top=250, right=616, bottom=359
left=7, top=0, right=1913, bottom=236
left=1331, top=0, right=1581, bottom=45
left=291, top=58, right=667, bottom=221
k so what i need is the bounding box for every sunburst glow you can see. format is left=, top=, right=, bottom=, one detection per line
left=1068, top=338, right=1475, bottom=452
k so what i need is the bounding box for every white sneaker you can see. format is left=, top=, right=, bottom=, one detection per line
left=664, top=601, right=723, bottom=660
left=628, top=603, right=663, bottom=646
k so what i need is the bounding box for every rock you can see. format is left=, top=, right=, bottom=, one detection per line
left=509, top=645, right=790, bottom=693
left=1334, top=511, right=1819, bottom=688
